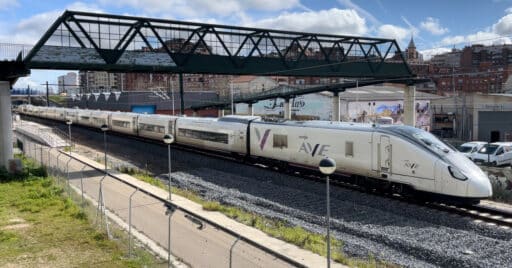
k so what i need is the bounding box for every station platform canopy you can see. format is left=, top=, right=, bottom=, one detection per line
left=24, top=10, right=414, bottom=78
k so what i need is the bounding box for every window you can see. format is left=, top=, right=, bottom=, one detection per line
left=112, top=120, right=130, bottom=128
left=345, top=141, right=354, bottom=157
left=178, top=128, right=228, bottom=144
left=273, top=134, right=288, bottom=148
left=93, top=118, right=105, bottom=125
left=140, top=123, right=165, bottom=133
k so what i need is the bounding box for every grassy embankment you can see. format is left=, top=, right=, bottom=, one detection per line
left=116, top=166, right=391, bottom=268
left=0, top=156, right=165, bottom=267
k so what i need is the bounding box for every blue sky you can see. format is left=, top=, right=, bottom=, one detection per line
left=3, top=0, right=512, bottom=90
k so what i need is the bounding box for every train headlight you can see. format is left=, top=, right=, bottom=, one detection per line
left=448, top=166, right=467, bottom=181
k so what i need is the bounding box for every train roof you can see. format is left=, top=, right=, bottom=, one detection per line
left=218, top=115, right=262, bottom=123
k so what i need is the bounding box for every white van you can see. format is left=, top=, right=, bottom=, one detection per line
left=472, top=142, right=512, bottom=166
left=458, top=141, right=487, bottom=160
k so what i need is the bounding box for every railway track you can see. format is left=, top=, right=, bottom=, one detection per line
left=24, top=115, right=512, bottom=229
left=428, top=203, right=512, bottom=228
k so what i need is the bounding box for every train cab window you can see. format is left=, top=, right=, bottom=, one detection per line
left=345, top=141, right=354, bottom=157
left=496, top=147, right=504, bottom=155
left=80, top=116, right=90, bottom=121
left=273, top=134, right=288, bottom=148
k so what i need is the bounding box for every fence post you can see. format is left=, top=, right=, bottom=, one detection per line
left=66, top=157, right=72, bottom=197
left=96, top=175, right=112, bottom=239
left=80, top=165, right=87, bottom=209
left=128, top=188, right=139, bottom=257
left=229, top=236, right=241, bottom=268
left=47, top=147, right=53, bottom=171
left=56, top=151, right=63, bottom=183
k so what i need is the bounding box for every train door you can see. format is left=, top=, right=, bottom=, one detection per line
left=379, top=136, right=392, bottom=175
left=238, top=129, right=246, bottom=153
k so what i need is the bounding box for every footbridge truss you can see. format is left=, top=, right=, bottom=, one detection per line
left=24, top=10, right=414, bottom=78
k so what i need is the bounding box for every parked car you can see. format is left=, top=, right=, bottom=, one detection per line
left=472, top=142, right=512, bottom=166
left=458, top=141, right=487, bottom=160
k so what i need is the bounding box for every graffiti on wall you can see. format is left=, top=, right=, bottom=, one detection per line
left=348, top=100, right=431, bottom=129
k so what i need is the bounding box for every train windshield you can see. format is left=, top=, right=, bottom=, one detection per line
left=386, top=126, right=455, bottom=155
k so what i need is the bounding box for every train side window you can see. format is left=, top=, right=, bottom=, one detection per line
left=178, top=128, right=228, bottom=144
left=345, top=141, right=354, bottom=157
left=112, top=120, right=129, bottom=128
left=273, top=134, right=288, bottom=148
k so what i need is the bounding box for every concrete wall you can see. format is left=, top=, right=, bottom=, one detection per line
left=477, top=111, right=512, bottom=142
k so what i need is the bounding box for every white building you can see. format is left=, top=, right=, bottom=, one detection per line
left=79, top=71, right=120, bottom=93
left=57, top=72, right=78, bottom=95
left=231, top=76, right=279, bottom=95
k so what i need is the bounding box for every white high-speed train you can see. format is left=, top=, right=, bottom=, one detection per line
left=18, top=105, right=492, bottom=203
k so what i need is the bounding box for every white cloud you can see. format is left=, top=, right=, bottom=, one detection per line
left=98, top=0, right=302, bottom=18
left=440, top=35, right=465, bottom=46
left=377, top=24, right=410, bottom=43
left=506, top=7, right=512, bottom=14
left=337, top=0, right=379, bottom=25
left=249, top=8, right=368, bottom=36
left=493, top=13, right=512, bottom=35
left=13, top=77, right=41, bottom=90
left=400, top=16, right=419, bottom=37
left=441, top=31, right=511, bottom=47
left=0, top=2, right=103, bottom=44
left=420, top=17, right=448, bottom=35
left=0, top=0, right=19, bottom=10
left=466, top=31, right=511, bottom=45
left=420, top=47, right=452, bottom=61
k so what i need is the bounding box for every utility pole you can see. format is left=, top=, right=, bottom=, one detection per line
left=179, top=73, right=184, bottom=115
left=452, top=65, right=458, bottom=138
left=27, top=85, right=31, bottom=105
left=46, top=81, right=49, bottom=107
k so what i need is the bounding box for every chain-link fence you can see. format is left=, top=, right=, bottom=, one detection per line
left=17, top=134, right=304, bottom=268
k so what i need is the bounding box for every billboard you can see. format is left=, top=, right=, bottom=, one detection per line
left=237, top=93, right=431, bottom=129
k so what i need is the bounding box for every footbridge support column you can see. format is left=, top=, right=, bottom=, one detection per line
left=404, top=84, right=416, bottom=127
left=248, top=103, right=254, bottom=116
left=0, top=81, right=13, bottom=169
left=283, top=98, right=291, bottom=120
left=332, top=92, right=340, bottom=122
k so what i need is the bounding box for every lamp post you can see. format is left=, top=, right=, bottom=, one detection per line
left=230, top=80, right=234, bottom=115
left=66, top=119, right=72, bottom=155
left=163, top=133, right=175, bottom=267
left=100, top=124, right=108, bottom=173
left=163, top=133, right=175, bottom=200
left=319, top=157, right=336, bottom=268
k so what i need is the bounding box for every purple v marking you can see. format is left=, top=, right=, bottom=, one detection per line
left=260, top=129, right=271, bottom=150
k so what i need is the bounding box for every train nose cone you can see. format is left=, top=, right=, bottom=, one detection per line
left=467, top=173, right=493, bottom=198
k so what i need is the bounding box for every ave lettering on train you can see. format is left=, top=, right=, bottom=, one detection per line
left=298, top=142, right=330, bottom=157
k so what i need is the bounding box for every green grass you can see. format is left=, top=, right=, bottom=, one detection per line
left=0, top=158, right=165, bottom=267
left=48, top=95, right=66, bottom=106
left=119, top=167, right=393, bottom=267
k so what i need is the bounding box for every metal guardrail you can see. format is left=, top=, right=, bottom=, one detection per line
left=0, top=43, right=33, bottom=61
left=58, top=148, right=307, bottom=268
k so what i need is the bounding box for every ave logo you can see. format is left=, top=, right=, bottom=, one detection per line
left=255, top=128, right=271, bottom=150
left=299, top=142, right=330, bottom=157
